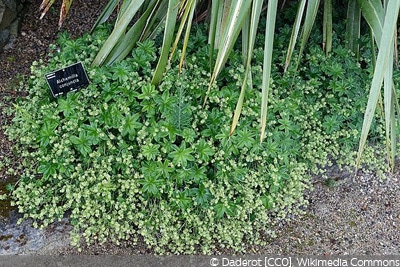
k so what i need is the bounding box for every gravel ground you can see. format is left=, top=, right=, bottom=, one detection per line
left=0, top=0, right=399, bottom=255
left=263, top=173, right=400, bottom=255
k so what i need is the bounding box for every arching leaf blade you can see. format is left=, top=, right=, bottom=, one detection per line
left=356, top=0, right=400, bottom=170
left=104, top=0, right=159, bottom=65
left=358, top=0, right=384, bottom=44
left=205, top=0, right=252, bottom=105
left=295, top=0, right=320, bottom=70
left=284, top=0, right=306, bottom=73
left=231, top=0, right=263, bottom=136
left=345, top=0, right=361, bottom=56
left=91, top=0, right=120, bottom=33
left=179, top=0, right=198, bottom=72
left=260, top=0, right=278, bottom=142
left=151, top=0, right=180, bottom=86
left=322, top=0, right=332, bottom=54
left=92, top=0, right=146, bottom=66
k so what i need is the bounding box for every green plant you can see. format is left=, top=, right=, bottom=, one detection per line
left=7, top=56, right=15, bottom=62
left=39, top=0, right=400, bottom=169
left=87, top=1, right=399, bottom=168
left=3, top=23, right=390, bottom=254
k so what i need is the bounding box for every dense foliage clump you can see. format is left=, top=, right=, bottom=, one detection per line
left=2, top=25, right=389, bottom=253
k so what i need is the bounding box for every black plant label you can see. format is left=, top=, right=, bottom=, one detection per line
left=45, top=62, right=90, bottom=97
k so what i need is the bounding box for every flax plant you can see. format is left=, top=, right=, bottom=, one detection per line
left=39, top=0, right=73, bottom=28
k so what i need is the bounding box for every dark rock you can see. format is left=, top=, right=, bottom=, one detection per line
left=0, top=217, right=6, bottom=232
left=0, top=26, right=9, bottom=47
left=0, top=0, right=23, bottom=51
left=7, top=209, right=22, bottom=225
left=0, top=0, right=18, bottom=30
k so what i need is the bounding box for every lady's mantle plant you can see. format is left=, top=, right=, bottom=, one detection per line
left=3, top=25, right=387, bottom=254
